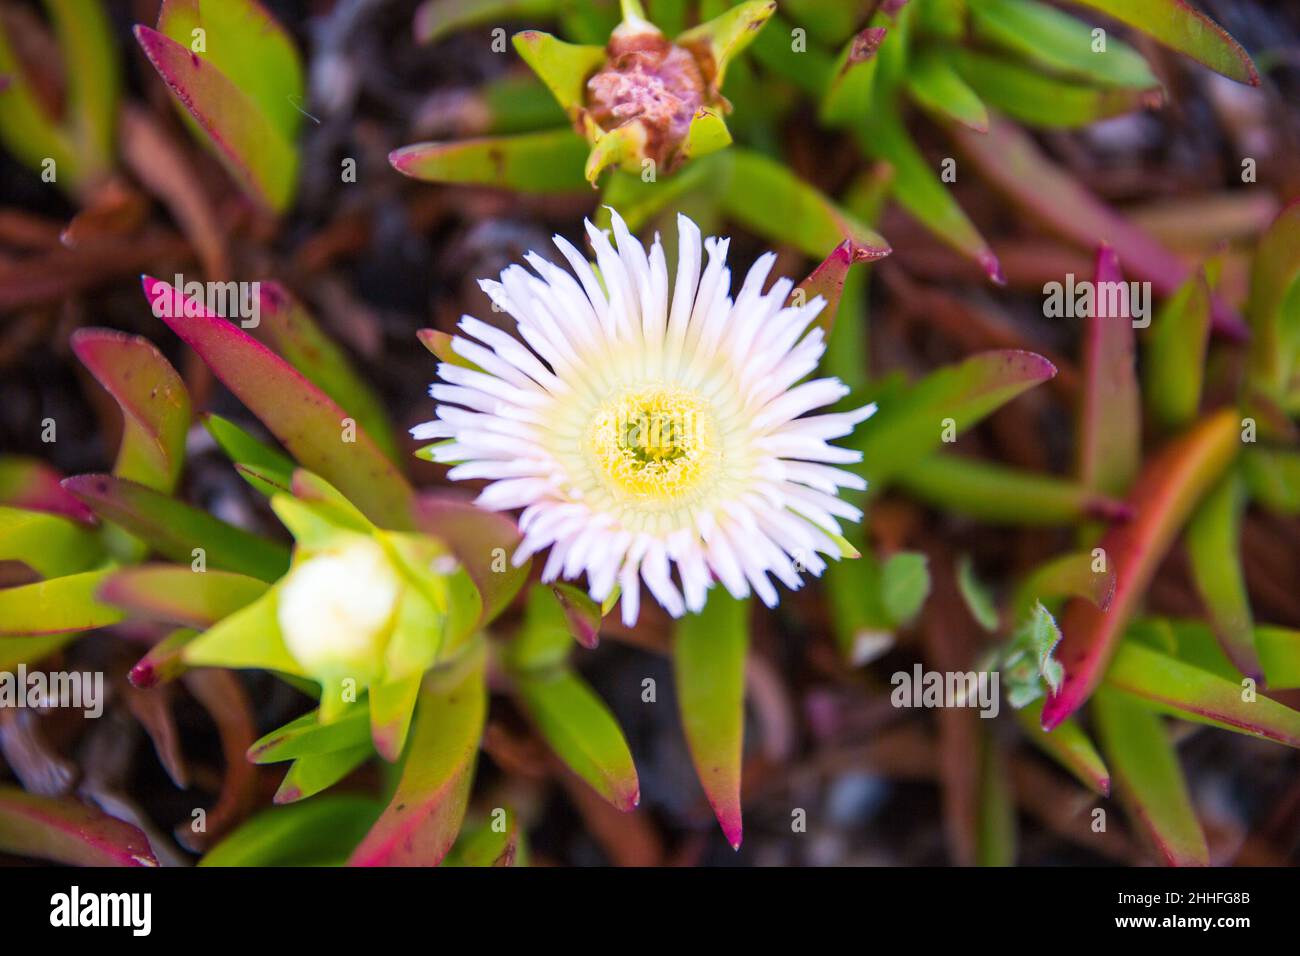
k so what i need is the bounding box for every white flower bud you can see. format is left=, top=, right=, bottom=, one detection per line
left=277, top=536, right=401, bottom=679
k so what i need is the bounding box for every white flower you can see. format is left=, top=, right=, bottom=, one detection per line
left=413, top=210, right=875, bottom=626
left=277, top=536, right=401, bottom=679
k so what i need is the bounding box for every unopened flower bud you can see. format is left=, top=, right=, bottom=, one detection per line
left=277, top=536, right=401, bottom=680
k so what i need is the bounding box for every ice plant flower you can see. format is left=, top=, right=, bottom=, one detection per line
left=414, top=210, right=875, bottom=627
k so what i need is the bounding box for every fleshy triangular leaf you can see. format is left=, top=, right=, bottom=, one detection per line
left=182, top=585, right=304, bottom=676
left=513, top=30, right=605, bottom=120
left=73, top=329, right=190, bottom=493
left=675, top=592, right=748, bottom=849
left=677, top=0, right=776, bottom=92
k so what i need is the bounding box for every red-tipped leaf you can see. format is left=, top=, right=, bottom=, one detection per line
left=1042, top=410, right=1241, bottom=729
left=142, top=276, right=415, bottom=530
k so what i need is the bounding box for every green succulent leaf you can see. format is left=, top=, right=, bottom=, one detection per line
left=1145, top=268, right=1212, bottom=430
left=1012, top=550, right=1116, bottom=622
left=98, top=564, right=267, bottom=628
left=1129, top=617, right=1300, bottom=692
left=514, top=667, right=640, bottom=810
left=182, top=585, right=303, bottom=676
left=349, top=644, right=486, bottom=866
left=204, top=414, right=296, bottom=496
left=748, top=8, right=835, bottom=95
left=473, top=73, right=568, bottom=135
left=782, top=0, right=879, bottom=47
left=881, top=551, right=931, bottom=627
left=0, top=569, right=123, bottom=637
left=908, top=48, right=989, bottom=132
left=1068, top=0, right=1258, bottom=86
left=1078, top=246, right=1141, bottom=498
left=0, top=506, right=103, bottom=578
left=506, top=585, right=580, bottom=671
left=968, top=0, right=1159, bottom=89
left=274, top=745, right=373, bottom=805
left=597, top=156, right=717, bottom=231
left=513, top=30, right=605, bottom=120
left=957, top=555, right=1000, bottom=632
left=677, top=0, right=776, bottom=92
left=1093, top=688, right=1209, bottom=866
left=819, top=27, right=887, bottom=127
left=0, top=0, right=118, bottom=193
left=897, top=454, right=1129, bottom=526
left=442, top=811, right=523, bottom=866
left=826, top=535, right=895, bottom=665
left=72, top=329, right=190, bottom=494
left=561, top=1, right=623, bottom=43
left=0, top=786, right=157, bottom=867
left=139, top=0, right=304, bottom=212
left=63, top=474, right=290, bottom=582
left=1105, top=640, right=1300, bottom=748
left=854, top=350, right=1057, bottom=487
left=157, top=0, right=305, bottom=135
left=718, top=147, right=891, bottom=261
left=1246, top=202, right=1300, bottom=401
left=953, top=48, right=1152, bottom=128
left=143, top=276, right=416, bottom=531
left=415, top=0, right=559, bottom=44
left=1241, top=447, right=1300, bottom=518
left=1184, top=473, right=1260, bottom=679
left=1042, top=410, right=1240, bottom=730
left=0, top=20, right=71, bottom=183
left=391, top=130, right=590, bottom=193
left=200, top=795, right=382, bottom=866
left=253, top=284, right=400, bottom=463
left=1257, top=627, right=1300, bottom=690
left=134, top=26, right=295, bottom=212
left=0, top=635, right=79, bottom=673
left=856, top=104, right=1001, bottom=283
left=248, top=705, right=372, bottom=765
left=675, top=592, right=748, bottom=849
left=1013, top=698, right=1110, bottom=796
left=975, top=733, right=1016, bottom=867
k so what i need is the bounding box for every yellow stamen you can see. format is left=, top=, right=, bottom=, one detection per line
left=588, top=385, right=716, bottom=502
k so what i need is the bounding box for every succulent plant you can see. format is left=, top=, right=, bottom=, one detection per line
left=0, top=0, right=1297, bottom=878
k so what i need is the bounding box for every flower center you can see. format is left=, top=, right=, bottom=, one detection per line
left=588, top=385, right=716, bottom=502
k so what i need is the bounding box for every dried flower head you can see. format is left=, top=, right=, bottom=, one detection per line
left=585, top=21, right=710, bottom=173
